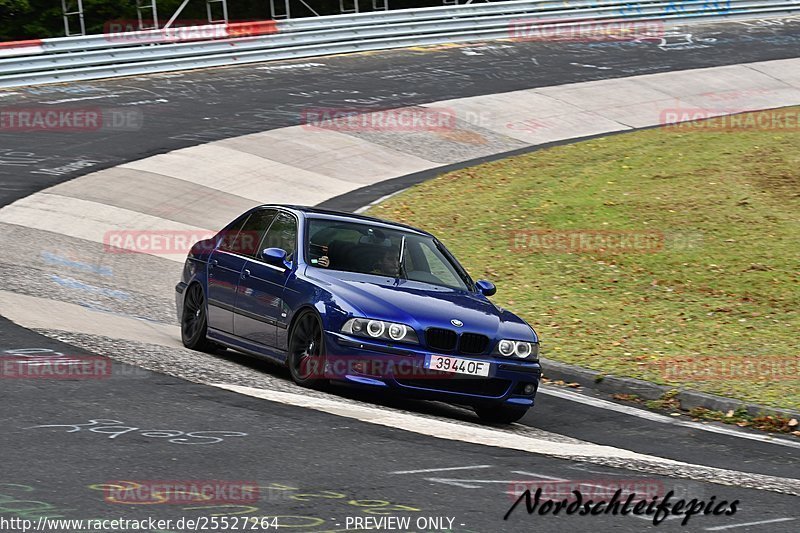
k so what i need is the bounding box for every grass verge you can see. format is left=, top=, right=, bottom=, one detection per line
left=367, top=109, right=799, bottom=411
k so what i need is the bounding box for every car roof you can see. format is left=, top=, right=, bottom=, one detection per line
left=258, top=204, right=432, bottom=236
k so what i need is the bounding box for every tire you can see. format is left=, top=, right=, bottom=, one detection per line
left=181, top=283, right=216, bottom=352
left=474, top=404, right=529, bottom=425
left=287, top=309, right=328, bottom=388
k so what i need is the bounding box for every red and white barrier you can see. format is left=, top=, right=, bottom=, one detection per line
left=0, top=39, right=44, bottom=58
left=0, top=20, right=279, bottom=58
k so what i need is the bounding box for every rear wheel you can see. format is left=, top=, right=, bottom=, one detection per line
left=181, top=283, right=215, bottom=352
left=288, top=310, right=327, bottom=388
left=474, top=404, right=529, bottom=425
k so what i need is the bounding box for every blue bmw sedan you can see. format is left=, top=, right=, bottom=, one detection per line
left=176, top=205, right=541, bottom=423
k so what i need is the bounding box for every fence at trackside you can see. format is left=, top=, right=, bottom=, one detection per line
left=1, top=0, right=798, bottom=88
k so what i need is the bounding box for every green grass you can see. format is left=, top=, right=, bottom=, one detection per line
left=367, top=109, right=800, bottom=411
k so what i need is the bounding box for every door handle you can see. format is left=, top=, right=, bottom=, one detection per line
left=210, top=258, right=218, bottom=267
left=241, top=269, right=251, bottom=279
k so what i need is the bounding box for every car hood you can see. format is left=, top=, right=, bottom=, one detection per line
left=306, top=269, right=531, bottom=337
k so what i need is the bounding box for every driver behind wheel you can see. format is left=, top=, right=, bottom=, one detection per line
left=370, top=246, right=400, bottom=277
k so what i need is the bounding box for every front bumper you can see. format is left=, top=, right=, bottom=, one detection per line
left=324, top=331, right=541, bottom=408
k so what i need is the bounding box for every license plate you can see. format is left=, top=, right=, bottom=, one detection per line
left=425, top=354, right=490, bottom=377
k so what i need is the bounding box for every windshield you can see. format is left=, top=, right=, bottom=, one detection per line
left=306, top=218, right=470, bottom=291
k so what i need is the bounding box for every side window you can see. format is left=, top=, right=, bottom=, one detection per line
left=217, top=214, right=250, bottom=252
left=227, top=209, right=276, bottom=257
left=260, top=212, right=297, bottom=260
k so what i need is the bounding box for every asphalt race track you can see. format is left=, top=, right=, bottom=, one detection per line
left=3, top=319, right=799, bottom=533
left=2, top=16, right=800, bottom=533
left=3, top=18, right=800, bottom=206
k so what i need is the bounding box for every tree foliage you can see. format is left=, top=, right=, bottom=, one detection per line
left=0, top=0, right=443, bottom=41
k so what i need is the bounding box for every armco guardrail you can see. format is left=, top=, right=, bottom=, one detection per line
left=1, top=0, right=798, bottom=88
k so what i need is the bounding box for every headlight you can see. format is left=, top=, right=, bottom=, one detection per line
left=498, top=340, right=515, bottom=357
left=387, top=323, right=407, bottom=341
left=515, top=342, right=532, bottom=359
left=342, top=318, right=419, bottom=344
left=494, top=339, right=539, bottom=361
left=366, top=320, right=385, bottom=338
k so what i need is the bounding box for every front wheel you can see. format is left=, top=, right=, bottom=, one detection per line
left=181, top=283, right=215, bottom=352
left=474, top=404, right=529, bottom=424
left=288, top=310, right=327, bottom=388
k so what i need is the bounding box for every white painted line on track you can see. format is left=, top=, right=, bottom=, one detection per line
left=16, top=360, right=89, bottom=366
left=212, top=383, right=800, bottom=495
left=212, top=383, right=660, bottom=462
left=704, top=517, right=797, bottom=530
left=509, top=471, right=568, bottom=481
left=432, top=477, right=567, bottom=486
left=565, top=464, right=645, bottom=477
left=427, top=476, right=582, bottom=489
left=538, top=386, right=800, bottom=450
left=41, top=95, right=120, bottom=104
left=630, top=513, right=682, bottom=522
left=391, top=465, right=492, bottom=475
left=354, top=187, right=409, bottom=214
left=425, top=478, right=490, bottom=489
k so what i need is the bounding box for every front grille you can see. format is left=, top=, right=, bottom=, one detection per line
left=426, top=328, right=490, bottom=355
left=397, top=377, right=511, bottom=397
left=459, top=333, right=489, bottom=354
left=425, top=327, right=457, bottom=352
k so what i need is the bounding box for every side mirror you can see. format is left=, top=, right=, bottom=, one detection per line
left=262, top=247, right=288, bottom=266
left=476, top=279, right=496, bottom=297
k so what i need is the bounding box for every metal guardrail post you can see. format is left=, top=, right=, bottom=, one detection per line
left=271, top=0, right=292, bottom=19
left=269, top=0, right=323, bottom=20
left=61, top=0, right=86, bottom=37
left=340, top=0, right=360, bottom=14
left=136, top=0, right=160, bottom=30
left=207, top=0, right=230, bottom=24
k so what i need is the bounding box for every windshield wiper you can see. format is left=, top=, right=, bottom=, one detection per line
left=398, top=235, right=408, bottom=280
